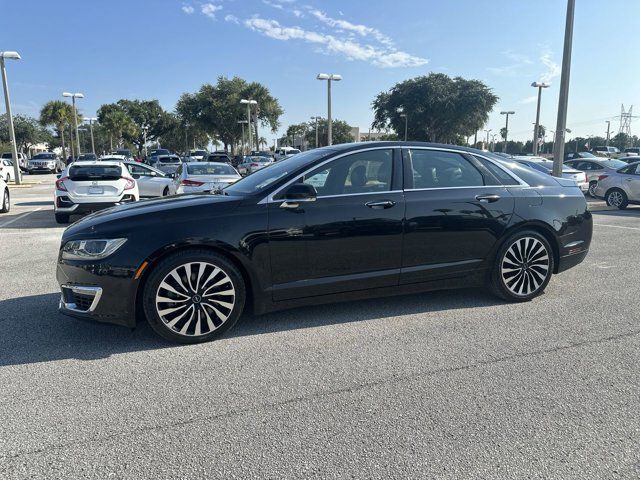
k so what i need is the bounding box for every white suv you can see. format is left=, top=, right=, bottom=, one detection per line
left=54, top=161, right=139, bottom=224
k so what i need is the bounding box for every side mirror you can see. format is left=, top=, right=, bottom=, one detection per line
left=281, top=183, right=317, bottom=208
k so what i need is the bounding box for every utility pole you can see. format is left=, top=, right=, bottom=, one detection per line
left=605, top=120, right=611, bottom=146
left=484, top=129, right=492, bottom=150
left=531, top=82, right=550, bottom=155
left=552, top=0, right=575, bottom=177
left=0, top=51, right=23, bottom=185
left=500, top=111, right=515, bottom=153
left=317, top=74, right=341, bottom=145
left=237, top=120, right=248, bottom=155
left=84, top=117, right=97, bottom=155
left=63, top=92, right=84, bottom=157
left=240, top=99, right=257, bottom=153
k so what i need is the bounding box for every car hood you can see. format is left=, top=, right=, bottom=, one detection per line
left=63, top=193, right=243, bottom=240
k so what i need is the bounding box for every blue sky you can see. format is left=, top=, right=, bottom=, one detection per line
left=3, top=0, right=640, bottom=143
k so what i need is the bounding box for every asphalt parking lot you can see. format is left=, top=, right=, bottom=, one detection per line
left=1, top=175, right=639, bottom=479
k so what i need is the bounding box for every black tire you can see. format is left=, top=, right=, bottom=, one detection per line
left=0, top=188, right=9, bottom=213
left=55, top=213, right=70, bottom=224
left=588, top=181, right=597, bottom=197
left=490, top=230, right=554, bottom=302
left=162, top=187, right=169, bottom=196
left=5, top=174, right=10, bottom=184
left=142, top=249, right=246, bottom=344
left=605, top=188, right=628, bottom=209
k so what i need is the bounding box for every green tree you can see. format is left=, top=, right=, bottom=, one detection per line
left=155, top=113, right=210, bottom=153
left=0, top=114, right=51, bottom=153
left=303, top=119, right=353, bottom=147
left=372, top=73, right=498, bottom=143
left=39, top=100, right=74, bottom=159
left=97, top=107, right=137, bottom=149
left=177, top=76, right=283, bottom=153
left=113, top=99, right=174, bottom=154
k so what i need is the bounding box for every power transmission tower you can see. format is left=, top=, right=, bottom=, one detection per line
left=618, top=104, right=633, bottom=146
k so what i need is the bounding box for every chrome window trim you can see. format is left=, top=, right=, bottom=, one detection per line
left=259, top=145, right=530, bottom=205
left=260, top=146, right=397, bottom=204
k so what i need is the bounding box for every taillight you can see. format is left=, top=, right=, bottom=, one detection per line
left=55, top=177, right=68, bottom=191
left=180, top=179, right=204, bottom=186
left=597, top=175, right=608, bottom=181
left=123, top=177, right=135, bottom=190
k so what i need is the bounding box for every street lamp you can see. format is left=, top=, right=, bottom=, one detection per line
left=237, top=120, right=248, bottom=154
left=317, top=73, right=342, bottom=145
left=240, top=99, right=257, bottom=152
left=0, top=51, right=23, bottom=185
left=484, top=128, right=492, bottom=150
left=396, top=107, right=408, bottom=141
left=605, top=120, right=611, bottom=146
left=531, top=82, right=550, bottom=155
left=310, top=116, right=322, bottom=148
left=63, top=92, right=84, bottom=157
left=83, top=117, right=97, bottom=155
left=500, top=111, right=515, bottom=153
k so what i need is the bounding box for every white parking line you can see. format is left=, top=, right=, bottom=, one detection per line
left=594, top=223, right=640, bottom=231
left=0, top=207, right=43, bottom=228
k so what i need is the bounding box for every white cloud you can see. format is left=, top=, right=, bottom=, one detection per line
left=225, top=14, right=240, bottom=24
left=243, top=17, right=427, bottom=68
left=263, top=0, right=284, bottom=10
left=539, top=52, right=560, bottom=84
left=310, top=9, right=393, bottom=46
left=181, top=5, right=194, bottom=15
left=520, top=95, right=538, bottom=104
left=201, top=3, right=222, bottom=19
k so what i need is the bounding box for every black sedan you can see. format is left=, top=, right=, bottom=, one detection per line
left=57, top=142, right=592, bottom=343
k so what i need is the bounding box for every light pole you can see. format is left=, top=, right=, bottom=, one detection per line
left=84, top=117, right=97, bottom=155
left=237, top=120, right=248, bottom=154
left=484, top=129, right=492, bottom=150
left=310, top=116, right=321, bottom=148
left=531, top=82, right=550, bottom=155
left=0, top=51, right=22, bottom=185
left=317, top=73, right=342, bottom=146
left=500, top=111, right=515, bottom=153
left=240, top=99, right=257, bottom=152
left=396, top=107, right=408, bottom=141
left=142, top=124, right=149, bottom=159
left=552, top=0, right=575, bottom=177
left=490, top=133, right=498, bottom=152
left=63, top=92, right=84, bottom=157
left=605, top=120, right=611, bottom=146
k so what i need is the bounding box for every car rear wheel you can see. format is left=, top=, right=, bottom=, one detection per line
left=605, top=189, right=628, bottom=209
left=143, top=250, right=245, bottom=344
left=55, top=213, right=69, bottom=224
left=162, top=187, right=169, bottom=196
left=490, top=231, right=554, bottom=302
left=0, top=188, right=10, bottom=213
left=588, top=181, right=597, bottom=197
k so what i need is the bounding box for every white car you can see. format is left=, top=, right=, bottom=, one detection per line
left=274, top=147, right=300, bottom=161
left=237, top=155, right=274, bottom=175
left=0, top=177, right=9, bottom=213
left=514, top=158, right=589, bottom=193
left=99, top=155, right=128, bottom=162
left=155, top=154, right=182, bottom=175
left=593, top=161, right=640, bottom=209
left=0, top=159, right=14, bottom=182
left=170, top=162, right=241, bottom=195
left=1, top=152, right=28, bottom=171
left=184, top=149, right=209, bottom=162
left=54, top=161, right=139, bottom=224
left=27, top=152, right=64, bottom=174
left=123, top=161, right=173, bottom=197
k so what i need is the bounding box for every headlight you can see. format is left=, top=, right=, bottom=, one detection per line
left=62, top=238, right=127, bottom=260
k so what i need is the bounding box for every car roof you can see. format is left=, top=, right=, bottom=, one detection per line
left=70, top=160, right=123, bottom=167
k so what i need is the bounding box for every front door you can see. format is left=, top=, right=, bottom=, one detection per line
left=268, top=148, right=404, bottom=301
left=400, top=148, right=515, bottom=284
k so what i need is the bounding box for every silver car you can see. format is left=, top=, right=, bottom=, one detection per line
left=593, top=161, right=640, bottom=209
left=155, top=154, right=182, bottom=175
left=170, top=162, right=241, bottom=195
left=564, top=158, right=628, bottom=197
left=514, top=159, right=589, bottom=193
left=237, top=155, right=274, bottom=175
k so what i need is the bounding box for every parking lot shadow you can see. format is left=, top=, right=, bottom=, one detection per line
left=0, top=208, right=61, bottom=229
left=0, top=293, right=173, bottom=367
left=0, top=289, right=504, bottom=367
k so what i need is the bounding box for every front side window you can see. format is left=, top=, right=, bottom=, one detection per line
left=409, top=150, right=484, bottom=188
left=300, top=149, right=393, bottom=197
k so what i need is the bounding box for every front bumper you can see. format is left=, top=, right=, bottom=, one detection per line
left=577, top=181, right=589, bottom=193
left=56, top=260, right=138, bottom=327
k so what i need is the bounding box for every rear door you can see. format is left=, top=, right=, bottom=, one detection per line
left=400, top=148, right=516, bottom=284
left=622, top=163, right=640, bottom=199
left=127, top=163, right=166, bottom=197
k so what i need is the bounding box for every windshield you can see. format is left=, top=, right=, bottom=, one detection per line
left=159, top=156, right=180, bottom=163
left=151, top=149, right=170, bottom=156
left=33, top=153, right=56, bottom=160
left=187, top=164, right=237, bottom=176
left=190, top=150, right=208, bottom=156
left=1, top=153, right=12, bottom=158
left=225, top=148, right=334, bottom=195
left=68, top=165, right=122, bottom=181
left=601, top=159, right=627, bottom=169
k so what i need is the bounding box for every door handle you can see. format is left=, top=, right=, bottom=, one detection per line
left=475, top=194, right=501, bottom=203
left=365, top=200, right=396, bottom=209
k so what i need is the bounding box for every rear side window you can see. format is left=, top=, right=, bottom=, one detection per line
left=68, top=165, right=122, bottom=181
left=408, top=150, right=484, bottom=188
left=473, top=156, right=519, bottom=185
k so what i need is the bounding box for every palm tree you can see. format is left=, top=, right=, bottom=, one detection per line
left=101, top=110, right=137, bottom=148
left=40, top=100, right=74, bottom=159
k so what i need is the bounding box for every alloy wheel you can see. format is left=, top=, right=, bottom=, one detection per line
left=501, top=237, right=550, bottom=297
left=588, top=182, right=597, bottom=197
left=155, top=261, right=235, bottom=337
left=607, top=191, right=623, bottom=207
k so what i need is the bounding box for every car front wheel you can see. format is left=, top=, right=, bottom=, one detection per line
left=490, top=231, right=554, bottom=302
left=588, top=181, right=597, bottom=197
left=0, top=188, right=10, bottom=213
left=143, top=250, right=245, bottom=343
